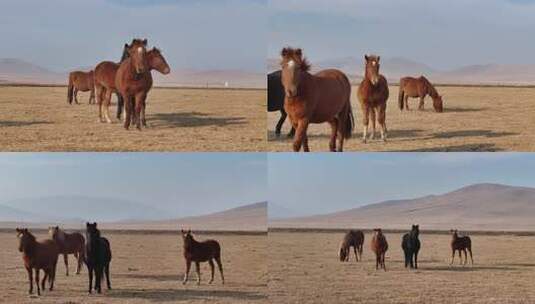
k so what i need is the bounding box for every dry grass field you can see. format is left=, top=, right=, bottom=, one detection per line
left=269, top=231, right=535, bottom=304
left=0, top=231, right=267, bottom=304
left=268, top=85, right=535, bottom=151
left=0, top=86, right=266, bottom=151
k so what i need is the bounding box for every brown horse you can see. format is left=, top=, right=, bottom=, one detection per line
left=93, top=39, right=139, bottom=123
left=398, top=76, right=443, bottom=112
left=371, top=228, right=388, bottom=271
left=48, top=226, right=85, bottom=276
left=450, top=229, right=473, bottom=265
left=67, top=71, right=95, bottom=104
left=181, top=229, right=224, bottom=285
left=339, top=230, right=364, bottom=262
left=357, top=55, right=389, bottom=143
left=115, top=47, right=171, bottom=127
left=280, top=47, right=354, bottom=152
left=16, top=228, right=59, bottom=296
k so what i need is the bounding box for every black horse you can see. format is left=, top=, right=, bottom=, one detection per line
left=85, top=222, right=112, bottom=294
left=268, top=70, right=295, bottom=137
left=401, top=224, right=421, bottom=269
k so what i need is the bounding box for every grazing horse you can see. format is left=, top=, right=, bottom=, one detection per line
left=450, top=229, right=473, bottom=265
left=181, top=229, right=224, bottom=285
left=357, top=55, right=389, bottom=143
left=94, top=40, right=138, bottom=123
left=85, top=223, right=112, bottom=294
left=280, top=47, right=354, bottom=152
left=401, top=224, right=421, bottom=269
left=16, top=228, right=59, bottom=296
left=48, top=226, right=85, bottom=276
left=67, top=71, right=95, bottom=104
left=371, top=228, right=388, bottom=271
left=268, top=70, right=295, bottom=137
left=115, top=47, right=171, bottom=127
left=339, top=230, right=364, bottom=262
left=398, top=76, right=443, bottom=112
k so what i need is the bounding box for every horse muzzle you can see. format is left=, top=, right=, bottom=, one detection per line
left=162, top=67, right=171, bottom=75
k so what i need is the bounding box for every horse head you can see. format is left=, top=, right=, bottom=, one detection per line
left=364, top=55, right=381, bottom=86
left=127, top=38, right=149, bottom=75
left=432, top=95, right=444, bottom=113
left=148, top=48, right=171, bottom=75
left=280, top=47, right=310, bottom=98
left=16, top=228, right=33, bottom=253
left=339, top=246, right=347, bottom=261
left=411, top=224, right=419, bottom=237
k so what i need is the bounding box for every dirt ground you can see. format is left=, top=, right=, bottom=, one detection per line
left=269, top=231, right=535, bottom=304
left=0, top=86, right=266, bottom=151
left=268, top=85, right=535, bottom=151
left=0, top=231, right=267, bottom=304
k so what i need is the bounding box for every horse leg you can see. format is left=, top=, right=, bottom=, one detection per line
left=183, top=260, right=191, bottom=284
left=88, top=267, right=93, bottom=293
left=369, top=107, right=376, bottom=140
left=64, top=253, right=69, bottom=276
left=76, top=252, right=81, bottom=275
left=463, top=249, right=468, bottom=266
left=195, top=262, right=201, bottom=285
left=353, top=246, right=358, bottom=262
left=116, top=94, right=123, bottom=120
left=41, top=270, right=48, bottom=291
left=361, top=104, right=369, bottom=143
left=275, top=110, right=287, bottom=137
left=419, top=96, right=425, bottom=110
left=215, top=256, right=224, bottom=284
left=404, top=95, right=410, bottom=110
left=378, top=105, right=387, bottom=142
left=303, top=133, right=310, bottom=152
left=27, top=267, right=33, bottom=294
left=382, top=253, right=387, bottom=271
left=134, top=93, right=147, bottom=131
left=35, top=269, right=41, bottom=296
left=141, top=99, right=147, bottom=127
left=414, top=251, right=419, bottom=269
left=96, top=266, right=103, bottom=293
left=96, top=85, right=104, bottom=122
left=104, top=90, right=113, bottom=123
left=90, top=87, right=95, bottom=104
left=458, top=250, right=463, bottom=265
left=50, top=264, right=56, bottom=291
left=469, top=248, right=474, bottom=265
left=208, top=259, right=215, bottom=284
left=292, top=119, right=309, bottom=152
left=328, top=119, right=338, bottom=152
left=74, top=88, right=79, bottom=104
left=105, top=263, right=111, bottom=290
left=375, top=254, right=379, bottom=270
left=123, top=94, right=132, bottom=130
left=450, top=250, right=455, bottom=265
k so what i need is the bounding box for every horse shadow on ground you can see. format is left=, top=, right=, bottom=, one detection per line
left=443, top=107, right=486, bottom=113
left=106, top=288, right=267, bottom=302
left=432, top=130, right=518, bottom=139
left=397, top=143, right=502, bottom=152
left=149, top=112, right=247, bottom=128
left=0, top=120, right=52, bottom=127
left=267, top=129, right=426, bottom=141
left=421, top=265, right=517, bottom=272
left=115, top=273, right=183, bottom=282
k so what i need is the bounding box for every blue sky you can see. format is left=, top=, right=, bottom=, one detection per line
left=0, top=0, right=266, bottom=72
left=269, top=153, right=535, bottom=216
left=0, top=153, right=266, bottom=216
left=269, top=0, right=535, bottom=69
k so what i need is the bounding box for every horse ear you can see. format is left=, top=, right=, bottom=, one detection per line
left=295, top=48, right=302, bottom=57
left=364, top=55, right=369, bottom=61
left=281, top=48, right=289, bottom=57
left=143, top=39, right=148, bottom=46
left=86, top=222, right=90, bottom=227
left=377, top=56, right=380, bottom=62
left=124, top=43, right=129, bottom=48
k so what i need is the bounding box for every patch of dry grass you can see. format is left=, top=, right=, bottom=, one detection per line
left=268, top=86, right=535, bottom=151
left=0, top=86, right=266, bottom=151
left=269, top=232, right=535, bottom=304
left=0, top=232, right=267, bottom=304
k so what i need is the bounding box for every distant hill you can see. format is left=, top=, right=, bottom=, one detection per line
left=270, top=183, right=535, bottom=231
left=266, top=56, right=535, bottom=85
left=0, top=58, right=265, bottom=88
left=103, top=201, right=267, bottom=231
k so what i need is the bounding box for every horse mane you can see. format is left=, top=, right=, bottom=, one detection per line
left=420, top=75, right=439, bottom=97
left=280, top=47, right=311, bottom=72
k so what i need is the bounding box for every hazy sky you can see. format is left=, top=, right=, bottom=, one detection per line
left=0, top=153, right=266, bottom=217
left=0, top=0, right=266, bottom=72
left=269, top=153, right=535, bottom=216
left=269, top=0, right=535, bottom=69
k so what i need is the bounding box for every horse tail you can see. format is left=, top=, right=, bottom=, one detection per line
left=342, top=99, right=354, bottom=139
left=67, top=73, right=74, bottom=104
left=398, top=80, right=405, bottom=111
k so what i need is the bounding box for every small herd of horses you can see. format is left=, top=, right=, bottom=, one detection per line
left=339, top=225, right=473, bottom=271
left=67, top=38, right=171, bottom=130
left=268, top=47, right=444, bottom=151
left=15, top=225, right=223, bottom=296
